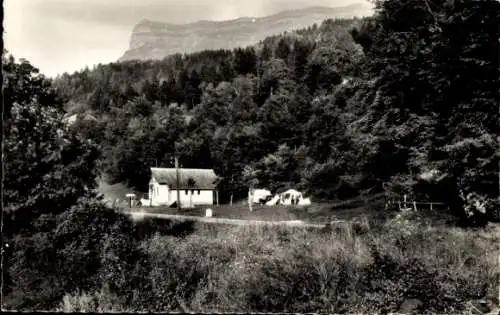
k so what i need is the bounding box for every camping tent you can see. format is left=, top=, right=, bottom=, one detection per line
left=265, top=195, right=280, bottom=206
left=280, top=189, right=303, bottom=205
left=298, top=197, right=311, bottom=206
left=252, top=189, right=272, bottom=204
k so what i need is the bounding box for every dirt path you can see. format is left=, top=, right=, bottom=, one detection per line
left=127, top=211, right=331, bottom=228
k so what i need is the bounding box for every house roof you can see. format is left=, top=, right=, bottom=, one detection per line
left=150, top=168, right=219, bottom=189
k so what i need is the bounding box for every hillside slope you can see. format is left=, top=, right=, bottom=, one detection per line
left=119, top=3, right=372, bottom=61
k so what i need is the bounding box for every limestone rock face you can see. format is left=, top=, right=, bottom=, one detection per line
left=119, top=4, right=373, bottom=61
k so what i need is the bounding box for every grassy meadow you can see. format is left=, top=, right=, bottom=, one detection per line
left=125, top=193, right=400, bottom=223
left=58, top=211, right=500, bottom=314
left=127, top=203, right=378, bottom=223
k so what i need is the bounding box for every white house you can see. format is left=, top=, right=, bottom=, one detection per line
left=149, top=167, right=219, bottom=207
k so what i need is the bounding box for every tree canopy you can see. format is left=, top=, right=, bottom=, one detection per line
left=3, top=54, right=139, bottom=309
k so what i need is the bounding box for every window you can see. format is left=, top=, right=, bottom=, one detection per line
left=197, top=190, right=200, bottom=195
left=191, top=189, right=195, bottom=194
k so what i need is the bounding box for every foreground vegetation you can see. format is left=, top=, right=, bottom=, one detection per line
left=56, top=214, right=499, bottom=314
left=5, top=202, right=499, bottom=313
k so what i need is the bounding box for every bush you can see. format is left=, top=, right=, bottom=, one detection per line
left=4, top=199, right=141, bottom=310
left=132, top=217, right=196, bottom=239
left=126, top=232, right=237, bottom=312
left=361, top=250, right=460, bottom=313
left=57, top=287, right=129, bottom=312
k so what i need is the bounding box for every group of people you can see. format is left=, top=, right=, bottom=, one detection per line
left=289, top=195, right=300, bottom=205
left=280, top=191, right=303, bottom=205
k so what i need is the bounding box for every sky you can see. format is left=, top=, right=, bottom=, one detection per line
left=4, top=0, right=369, bottom=77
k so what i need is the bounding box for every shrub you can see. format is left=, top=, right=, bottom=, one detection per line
left=130, top=233, right=237, bottom=312
left=4, top=199, right=141, bottom=311
left=55, top=199, right=140, bottom=295
left=132, top=217, right=196, bottom=239
left=57, top=287, right=129, bottom=312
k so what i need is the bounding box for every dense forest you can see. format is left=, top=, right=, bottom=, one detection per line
left=3, top=0, right=499, bottom=311
left=53, top=1, right=498, bottom=223
left=52, top=18, right=364, bottom=200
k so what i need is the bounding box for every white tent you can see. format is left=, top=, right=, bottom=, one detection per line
left=280, top=189, right=303, bottom=205
left=265, top=194, right=280, bottom=206
left=252, top=189, right=272, bottom=203
left=298, top=197, right=311, bottom=206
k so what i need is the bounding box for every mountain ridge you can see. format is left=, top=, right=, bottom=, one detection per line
left=119, top=3, right=373, bottom=61
left=135, top=4, right=368, bottom=28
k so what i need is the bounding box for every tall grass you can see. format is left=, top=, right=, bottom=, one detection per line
left=59, top=214, right=500, bottom=313
left=57, top=286, right=131, bottom=312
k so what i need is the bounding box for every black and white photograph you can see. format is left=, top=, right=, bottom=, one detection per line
left=2, top=0, right=499, bottom=313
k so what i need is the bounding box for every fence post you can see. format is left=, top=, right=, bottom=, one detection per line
left=430, top=203, right=433, bottom=211
left=413, top=201, right=417, bottom=211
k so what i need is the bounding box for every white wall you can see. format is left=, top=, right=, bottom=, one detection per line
left=149, top=177, right=214, bottom=207
left=149, top=178, right=170, bottom=206
left=169, top=189, right=213, bottom=207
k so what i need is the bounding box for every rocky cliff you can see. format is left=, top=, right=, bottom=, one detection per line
left=119, top=3, right=372, bottom=61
